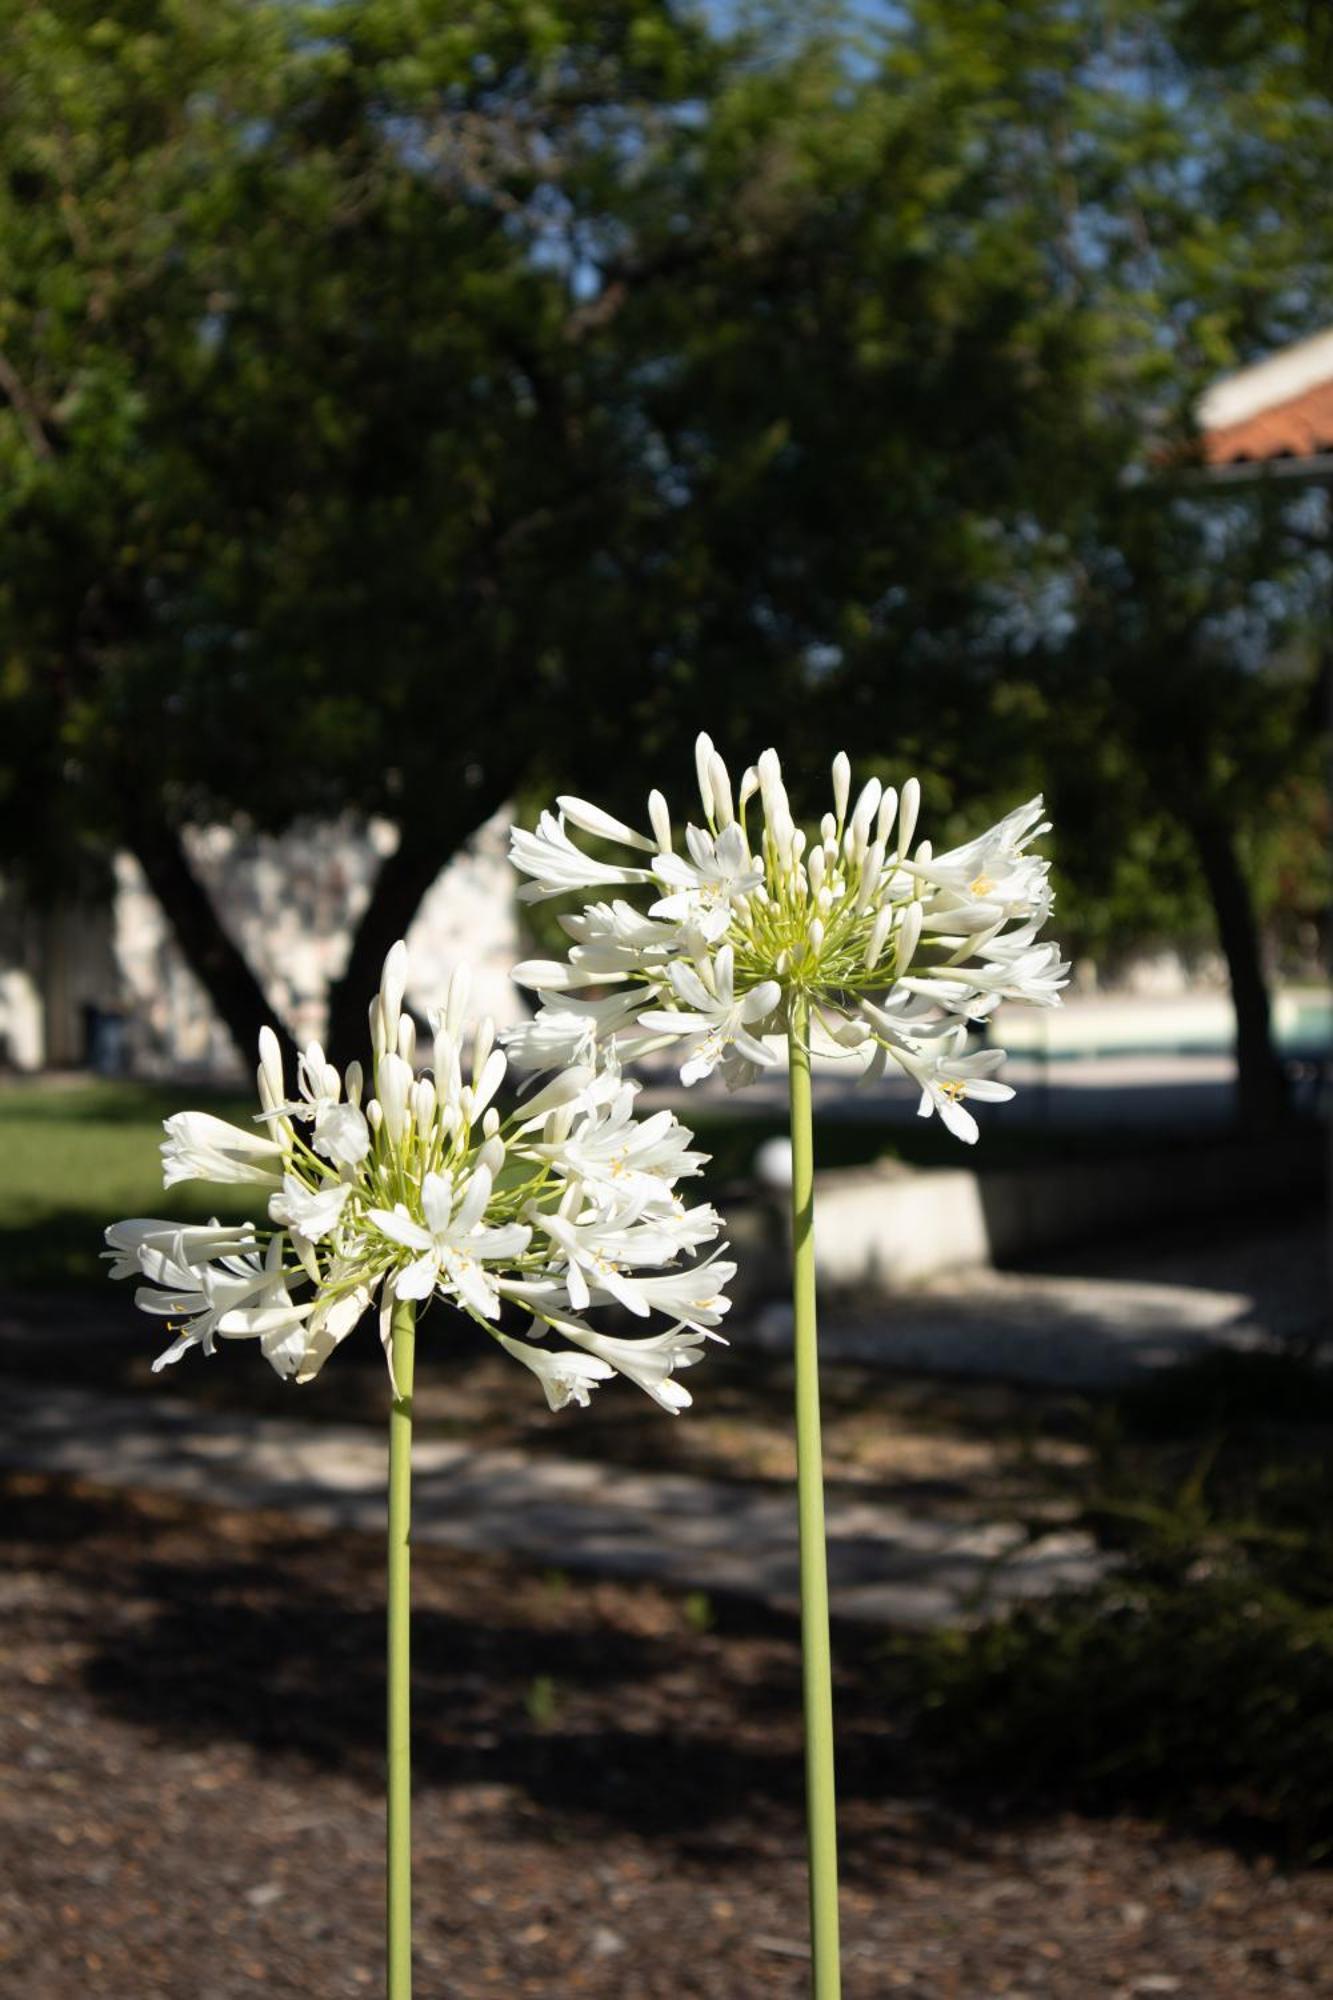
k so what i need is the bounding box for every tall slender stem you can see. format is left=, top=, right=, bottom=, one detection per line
left=386, top=1294, right=417, bottom=2000
left=788, top=992, right=842, bottom=1997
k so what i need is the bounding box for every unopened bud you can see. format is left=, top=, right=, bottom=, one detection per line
left=648, top=789, right=673, bottom=852
left=832, top=751, right=851, bottom=825
left=444, top=963, right=471, bottom=1038
left=898, top=899, right=923, bottom=971
left=898, top=777, right=921, bottom=857
left=850, top=778, right=882, bottom=856
left=708, top=751, right=735, bottom=829
left=854, top=840, right=885, bottom=912
left=379, top=940, right=409, bottom=1036
left=257, top=1025, right=285, bottom=1108
left=397, top=1014, right=416, bottom=1066
left=376, top=1052, right=413, bottom=1145
left=864, top=906, right=893, bottom=969
left=694, top=732, right=716, bottom=818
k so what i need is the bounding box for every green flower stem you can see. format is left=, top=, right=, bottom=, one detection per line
left=787, top=991, right=842, bottom=1997
left=386, top=1294, right=417, bottom=2000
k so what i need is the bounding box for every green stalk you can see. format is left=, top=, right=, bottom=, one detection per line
left=787, top=991, right=842, bottom=1996
left=386, top=1294, right=417, bottom=2000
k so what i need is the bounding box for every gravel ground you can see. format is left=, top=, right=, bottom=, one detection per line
left=3, top=1472, right=1330, bottom=1999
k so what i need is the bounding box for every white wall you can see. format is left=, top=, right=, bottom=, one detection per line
left=0, top=806, right=523, bottom=1074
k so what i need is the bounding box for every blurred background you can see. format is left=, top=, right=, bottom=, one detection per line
left=0, top=2, right=1330, bottom=1995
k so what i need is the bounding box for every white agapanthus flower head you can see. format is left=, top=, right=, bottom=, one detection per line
left=508, top=736, right=1070, bottom=1143
left=106, top=942, right=732, bottom=1409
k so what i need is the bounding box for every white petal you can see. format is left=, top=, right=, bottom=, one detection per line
left=420, top=1172, right=454, bottom=1239
left=556, top=796, right=656, bottom=851
left=368, top=1205, right=433, bottom=1254
left=395, top=1253, right=441, bottom=1300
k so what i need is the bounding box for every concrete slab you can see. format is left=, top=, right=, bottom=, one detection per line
left=0, top=1382, right=1104, bottom=1630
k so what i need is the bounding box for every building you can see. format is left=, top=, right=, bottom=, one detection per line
left=0, top=809, right=523, bottom=1076
left=1198, top=324, right=1333, bottom=476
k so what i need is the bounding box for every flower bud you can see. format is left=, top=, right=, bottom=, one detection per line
left=694, top=732, right=716, bottom=819
left=832, top=751, right=851, bottom=825
left=864, top=906, right=893, bottom=969
left=708, top=751, right=735, bottom=829
left=376, top=1053, right=413, bottom=1145
left=876, top=786, right=898, bottom=846
left=898, top=776, right=921, bottom=856
left=850, top=778, right=882, bottom=857
left=898, top=899, right=923, bottom=971
left=854, top=840, right=885, bottom=912
left=444, top=963, right=471, bottom=1038
left=397, top=1014, right=416, bottom=1065
left=257, top=1026, right=285, bottom=1109
left=379, top=940, right=409, bottom=1037
left=471, top=1049, right=507, bottom=1121
left=344, top=1060, right=363, bottom=1108
left=648, top=789, right=673, bottom=852
left=410, top=1077, right=436, bottom=1129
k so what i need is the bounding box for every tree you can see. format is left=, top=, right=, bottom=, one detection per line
left=2, top=0, right=1327, bottom=1094
left=0, top=0, right=793, bottom=1060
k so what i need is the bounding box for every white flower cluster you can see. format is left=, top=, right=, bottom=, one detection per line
left=105, top=943, right=732, bottom=1410
left=509, top=736, right=1069, bottom=1143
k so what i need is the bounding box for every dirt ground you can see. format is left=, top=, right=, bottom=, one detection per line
left=2, top=1470, right=1330, bottom=1999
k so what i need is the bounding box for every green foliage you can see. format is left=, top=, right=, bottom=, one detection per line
left=906, top=1568, right=1333, bottom=1859
left=0, top=0, right=1327, bottom=988
left=893, top=1349, right=1333, bottom=1858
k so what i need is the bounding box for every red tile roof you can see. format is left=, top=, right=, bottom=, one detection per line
left=1203, top=378, right=1333, bottom=464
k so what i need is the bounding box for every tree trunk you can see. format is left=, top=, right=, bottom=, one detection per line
left=123, top=806, right=297, bottom=1071
left=1186, top=807, right=1288, bottom=1129
left=324, top=766, right=523, bottom=1065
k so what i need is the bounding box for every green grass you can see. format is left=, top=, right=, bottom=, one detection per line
left=0, top=1080, right=258, bottom=1289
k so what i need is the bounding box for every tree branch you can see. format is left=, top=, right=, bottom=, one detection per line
left=0, top=350, right=56, bottom=460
